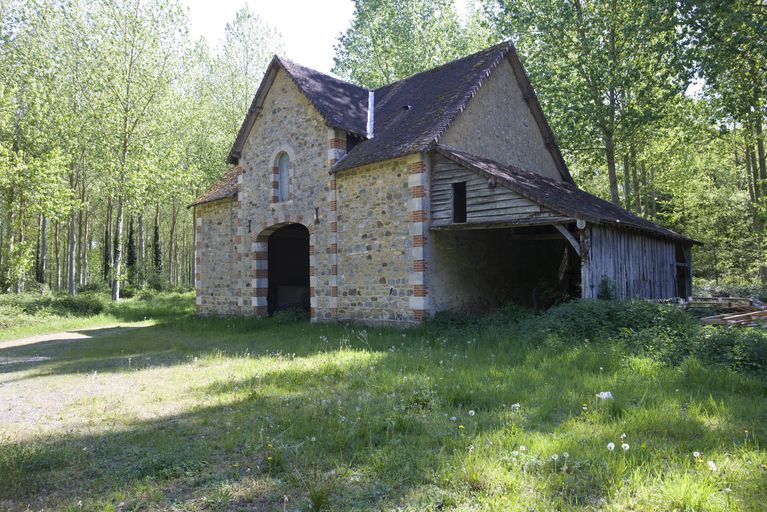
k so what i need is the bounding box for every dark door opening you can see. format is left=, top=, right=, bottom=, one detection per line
left=267, top=224, right=310, bottom=315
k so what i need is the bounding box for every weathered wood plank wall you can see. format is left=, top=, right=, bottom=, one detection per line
left=581, top=224, right=677, bottom=299
left=430, top=154, right=560, bottom=226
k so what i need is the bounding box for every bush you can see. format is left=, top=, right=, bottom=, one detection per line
left=52, top=293, right=105, bottom=316
left=696, top=327, right=767, bottom=377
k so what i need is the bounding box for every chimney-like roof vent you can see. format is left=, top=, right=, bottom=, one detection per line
left=367, top=91, right=375, bottom=139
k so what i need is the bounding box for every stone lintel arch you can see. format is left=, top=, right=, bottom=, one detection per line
left=252, top=216, right=316, bottom=319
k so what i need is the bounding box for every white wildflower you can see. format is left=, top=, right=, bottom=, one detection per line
left=607, top=442, right=615, bottom=451
left=520, top=445, right=526, bottom=452
left=511, top=402, right=521, bottom=412
left=621, top=443, right=629, bottom=452
left=693, top=451, right=701, bottom=458
left=449, top=416, right=457, bottom=421
left=562, top=452, right=569, bottom=459
left=468, top=410, right=475, bottom=416
left=551, top=453, right=559, bottom=461
left=596, top=391, right=613, bottom=400
left=708, top=460, right=717, bottom=472
left=620, top=433, right=626, bottom=440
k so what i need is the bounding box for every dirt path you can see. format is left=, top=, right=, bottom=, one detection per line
left=0, top=323, right=151, bottom=350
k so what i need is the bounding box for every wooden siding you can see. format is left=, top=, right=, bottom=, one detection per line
left=581, top=224, right=677, bottom=300
left=431, top=154, right=559, bottom=226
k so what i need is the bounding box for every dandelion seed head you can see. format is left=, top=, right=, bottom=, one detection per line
left=693, top=451, right=701, bottom=458
left=607, top=442, right=615, bottom=451
left=621, top=443, right=629, bottom=452
left=708, top=460, right=717, bottom=471
left=468, top=410, right=476, bottom=416
left=520, top=445, right=526, bottom=452
left=551, top=453, right=559, bottom=461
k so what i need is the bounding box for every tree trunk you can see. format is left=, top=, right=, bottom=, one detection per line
left=622, top=152, right=631, bottom=212
left=112, top=196, right=124, bottom=301
left=604, top=134, right=620, bottom=204
left=138, top=212, right=145, bottom=286
left=67, top=206, right=77, bottom=295
left=104, top=197, right=113, bottom=283
left=631, top=148, right=640, bottom=213
left=40, top=215, right=47, bottom=284
left=744, top=144, right=758, bottom=207
left=756, top=120, right=767, bottom=197
left=35, top=214, right=42, bottom=283
left=169, top=201, right=177, bottom=287
left=77, top=207, right=84, bottom=286
left=153, top=203, right=162, bottom=281
left=83, top=210, right=89, bottom=286
left=55, top=221, right=61, bottom=291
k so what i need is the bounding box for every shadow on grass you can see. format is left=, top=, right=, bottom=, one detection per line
left=2, top=333, right=766, bottom=510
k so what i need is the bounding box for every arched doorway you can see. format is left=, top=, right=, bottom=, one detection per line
left=266, top=223, right=310, bottom=315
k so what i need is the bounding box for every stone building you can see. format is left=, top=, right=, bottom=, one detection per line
left=191, top=41, right=694, bottom=324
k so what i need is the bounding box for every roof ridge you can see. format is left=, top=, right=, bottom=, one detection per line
left=276, top=55, right=369, bottom=92
left=372, top=40, right=512, bottom=92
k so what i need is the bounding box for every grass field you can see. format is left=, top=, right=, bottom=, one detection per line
left=1, top=295, right=765, bottom=511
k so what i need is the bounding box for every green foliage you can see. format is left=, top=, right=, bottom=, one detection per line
left=333, top=0, right=494, bottom=88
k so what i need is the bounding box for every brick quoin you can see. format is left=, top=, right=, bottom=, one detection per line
left=330, top=221, right=337, bottom=233
left=413, top=309, right=427, bottom=321
left=414, top=284, right=427, bottom=297
left=330, top=200, right=337, bottom=211
left=330, top=138, right=346, bottom=150
left=256, top=269, right=268, bottom=278
left=331, top=286, right=338, bottom=297
left=413, top=259, right=426, bottom=272
left=410, top=185, right=425, bottom=198
left=412, top=234, right=425, bottom=247
left=256, top=288, right=267, bottom=297
left=409, top=161, right=425, bottom=174
left=255, top=251, right=268, bottom=260
left=411, top=210, right=427, bottom=222
left=309, top=245, right=315, bottom=256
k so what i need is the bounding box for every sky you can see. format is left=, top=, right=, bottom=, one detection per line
left=180, top=0, right=354, bottom=74
left=179, top=0, right=471, bottom=74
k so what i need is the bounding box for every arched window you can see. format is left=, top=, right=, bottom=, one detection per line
left=277, top=152, right=289, bottom=202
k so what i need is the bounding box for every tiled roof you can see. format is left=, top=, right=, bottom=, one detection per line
left=279, top=57, right=369, bottom=137
left=332, top=41, right=515, bottom=172
left=189, top=166, right=240, bottom=207
left=434, top=145, right=695, bottom=243
left=228, top=41, right=571, bottom=182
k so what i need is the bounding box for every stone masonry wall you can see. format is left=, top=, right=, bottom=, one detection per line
left=441, top=58, right=561, bottom=181
left=195, top=198, right=238, bottom=315
left=336, top=154, right=425, bottom=324
left=237, top=68, right=339, bottom=320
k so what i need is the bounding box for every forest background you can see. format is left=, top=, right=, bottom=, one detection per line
left=0, top=0, right=764, bottom=299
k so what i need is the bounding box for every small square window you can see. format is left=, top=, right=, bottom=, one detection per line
left=452, top=182, right=467, bottom=223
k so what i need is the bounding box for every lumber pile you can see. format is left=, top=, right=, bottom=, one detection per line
left=692, top=297, right=767, bottom=326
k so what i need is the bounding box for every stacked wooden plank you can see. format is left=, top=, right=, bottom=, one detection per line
left=693, top=297, right=767, bottom=326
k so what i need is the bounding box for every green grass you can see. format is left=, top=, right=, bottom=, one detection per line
left=0, top=297, right=765, bottom=511
left=0, top=291, right=195, bottom=340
